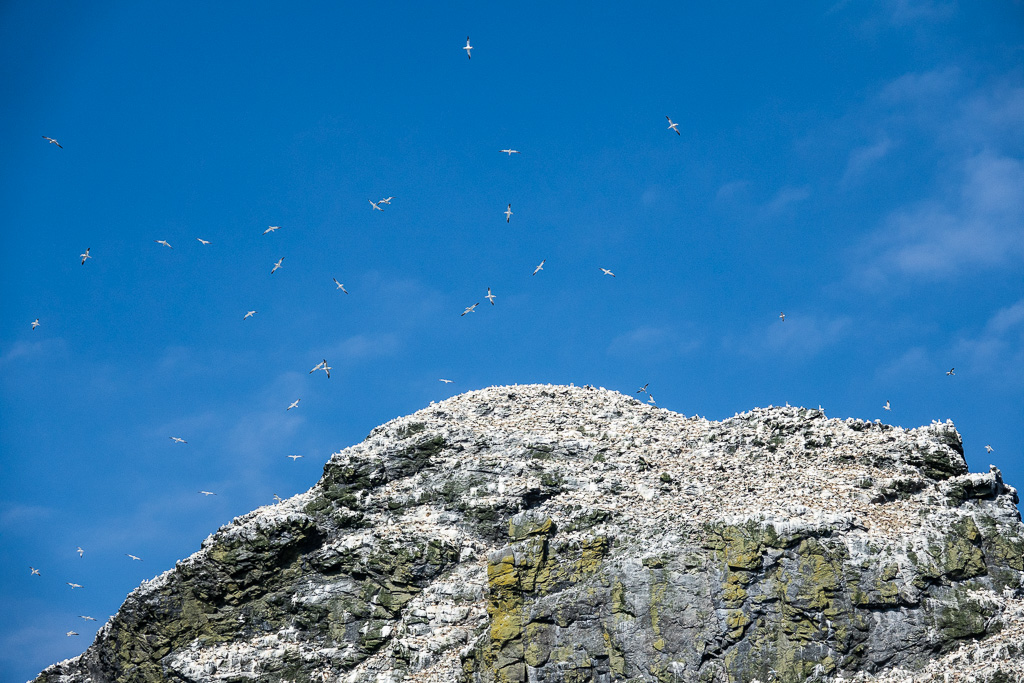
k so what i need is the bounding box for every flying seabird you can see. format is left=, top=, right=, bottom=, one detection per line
left=439, top=379, right=453, bottom=383
left=154, top=240, right=172, bottom=249
left=287, top=399, right=300, bottom=411
left=333, top=278, right=348, bottom=293
left=504, top=204, right=513, bottom=223
left=169, top=437, right=187, bottom=444
left=463, top=36, right=473, bottom=59
left=287, top=455, right=303, bottom=461
left=666, top=116, right=680, bottom=135
left=271, top=257, right=284, bottom=274
left=263, top=226, right=281, bottom=235
left=499, top=149, right=520, bottom=155
left=66, top=631, right=79, bottom=637
left=462, top=303, right=479, bottom=316
left=30, top=566, right=40, bottom=576
left=779, top=312, right=786, bottom=322
left=369, top=200, right=383, bottom=211
left=309, top=360, right=325, bottom=374
left=600, top=268, right=615, bottom=277
left=486, top=287, right=496, bottom=305
left=198, top=491, right=216, bottom=496
left=243, top=310, right=257, bottom=320
left=43, top=136, right=63, bottom=148
left=32, top=318, right=40, bottom=330
left=323, top=361, right=331, bottom=379
left=79, top=616, right=96, bottom=621
left=883, top=400, right=891, bottom=411
left=985, top=445, right=994, bottom=453
left=273, top=494, right=283, bottom=504
left=379, top=197, right=394, bottom=205
left=648, top=394, right=656, bottom=405
left=637, top=383, right=649, bottom=394
left=76, top=547, right=83, bottom=557
left=946, top=368, right=955, bottom=376
left=196, top=238, right=210, bottom=245
left=67, top=582, right=82, bottom=589
left=533, top=259, right=545, bottom=275
left=126, top=554, right=142, bottom=561
left=80, top=248, right=91, bottom=265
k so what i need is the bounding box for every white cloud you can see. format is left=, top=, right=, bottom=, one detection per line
left=841, top=137, right=892, bottom=186
left=952, top=299, right=1024, bottom=384
left=764, top=185, right=811, bottom=214
left=859, top=151, right=1024, bottom=282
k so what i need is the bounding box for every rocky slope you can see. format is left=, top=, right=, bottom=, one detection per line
left=34, top=384, right=1024, bottom=682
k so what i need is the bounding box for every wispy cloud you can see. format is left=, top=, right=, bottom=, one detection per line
left=727, top=314, right=852, bottom=359
left=714, top=180, right=749, bottom=203
left=606, top=325, right=702, bottom=360
left=858, top=151, right=1024, bottom=282
left=763, top=185, right=811, bottom=214
left=0, top=504, right=55, bottom=529
left=840, top=137, right=892, bottom=186
left=952, top=299, right=1024, bottom=385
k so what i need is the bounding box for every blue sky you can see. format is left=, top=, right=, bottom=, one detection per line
left=2, top=1, right=1022, bottom=679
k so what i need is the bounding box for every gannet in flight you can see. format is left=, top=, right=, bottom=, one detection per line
left=309, top=359, right=331, bottom=378
left=287, top=455, right=303, bottom=461
left=369, top=200, right=384, bottom=211
left=67, top=582, right=82, bottom=589
left=80, top=248, right=91, bottom=265
left=66, top=631, right=79, bottom=637
left=43, top=136, right=63, bottom=148
left=533, top=259, right=545, bottom=275
left=77, top=547, right=83, bottom=557
left=946, top=367, right=955, bottom=376
left=379, top=197, right=394, bottom=205
left=600, top=268, right=615, bottom=277
left=462, top=303, right=479, bottom=316
left=665, top=116, right=680, bottom=135
left=154, top=240, right=172, bottom=249
left=287, top=399, right=300, bottom=411
left=271, top=257, right=284, bottom=274
left=504, top=204, right=513, bottom=223
left=500, top=149, right=520, bottom=155
left=985, top=445, right=994, bottom=453
left=196, top=238, right=210, bottom=245
left=79, top=615, right=96, bottom=621
left=126, top=554, right=142, bottom=561
left=169, top=437, right=187, bottom=444
left=883, top=400, right=891, bottom=411
left=486, top=287, right=496, bottom=305
left=243, top=310, right=257, bottom=320
left=439, top=379, right=453, bottom=383
left=779, top=312, right=786, bottom=322
left=463, top=36, right=473, bottom=59
left=32, top=318, right=40, bottom=330
left=648, top=394, right=656, bottom=405
left=636, top=383, right=649, bottom=394
left=30, top=566, right=40, bottom=576
left=309, top=360, right=325, bottom=374
left=333, top=278, right=348, bottom=293
left=263, top=226, right=281, bottom=235
left=198, top=490, right=216, bottom=496
left=273, top=494, right=283, bottom=504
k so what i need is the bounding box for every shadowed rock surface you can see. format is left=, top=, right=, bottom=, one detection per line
left=34, top=385, right=1024, bottom=682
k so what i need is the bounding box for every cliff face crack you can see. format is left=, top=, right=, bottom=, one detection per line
left=32, top=385, right=1024, bottom=683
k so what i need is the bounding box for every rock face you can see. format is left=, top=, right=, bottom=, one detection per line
left=34, top=385, right=1024, bottom=683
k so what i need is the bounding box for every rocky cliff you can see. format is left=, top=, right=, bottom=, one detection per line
left=34, top=385, right=1024, bottom=682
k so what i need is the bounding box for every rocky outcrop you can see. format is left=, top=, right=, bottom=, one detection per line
left=34, top=385, right=1024, bottom=682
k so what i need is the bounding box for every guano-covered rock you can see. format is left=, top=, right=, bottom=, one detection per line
left=34, top=385, right=1024, bottom=682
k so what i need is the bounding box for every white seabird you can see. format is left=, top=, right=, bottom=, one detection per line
left=666, top=116, right=680, bottom=135
left=500, top=149, right=520, bottom=155
left=80, top=248, right=91, bottom=265
left=463, top=36, right=473, bottom=59
left=198, top=490, right=216, bottom=496
left=32, top=318, right=40, bottom=330
left=486, top=287, right=496, bottom=305
left=369, top=200, right=383, bottom=211
left=154, top=240, right=172, bottom=249
left=196, top=238, right=210, bottom=245
left=43, top=136, right=63, bottom=148
left=600, top=268, right=615, bottom=277
left=126, top=554, right=142, bottom=561
left=287, top=399, right=300, bottom=411
left=533, top=259, right=545, bottom=275
left=462, top=303, right=479, bottom=316
left=271, top=257, right=284, bottom=274
left=504, top=204, right=513, bottom=223
left=169, top=437, right=187, bottom=444
left=263, top=226, right=281, bottom=235
left=243, top=310, right=257, bottom=320
left=439, top=379, right=453, bottom=383
left=333, top=278, right=348, bottom=293
left=287, top=455, right=303, bottom=461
